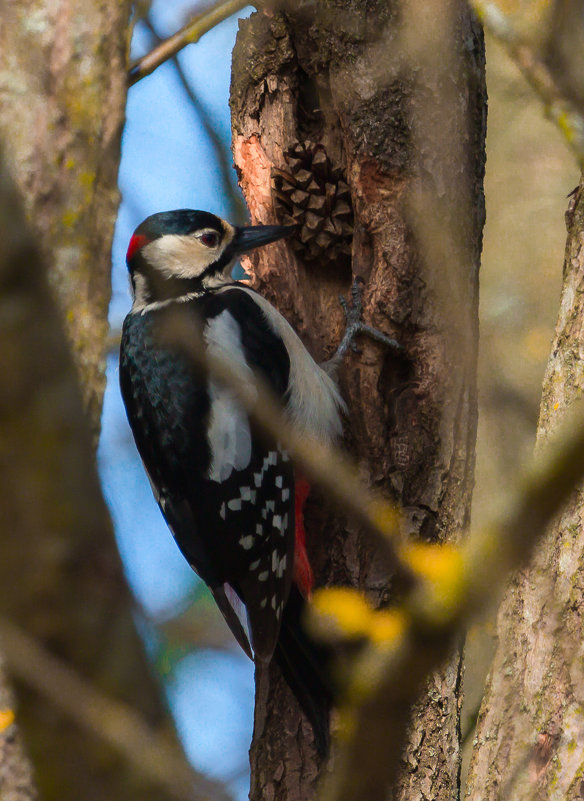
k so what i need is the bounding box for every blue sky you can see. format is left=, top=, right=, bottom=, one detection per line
left=98, top=3, right=255, bottom=797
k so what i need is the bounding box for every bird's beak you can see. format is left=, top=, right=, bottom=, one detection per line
left=233, top=223, right=295, bottom=255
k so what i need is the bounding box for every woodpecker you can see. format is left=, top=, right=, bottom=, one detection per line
left=119, top=209, right=348, bottom=752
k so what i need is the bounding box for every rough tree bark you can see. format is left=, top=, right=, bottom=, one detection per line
left=0, top=5, right=199, bottom=801
left=465, top=174, right=584, bottom=801
left=230, top=2, right=486, bottom=799
left=0, top=657, right=35, bottom=801
left=0, top=0, right=128, bottom=433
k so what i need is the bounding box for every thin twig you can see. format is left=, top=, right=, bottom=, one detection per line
left=469, top=0, right=584, bottom=166
left=129, top=0, right=252, bottom=86
left=107, top=326, right=122, bottom=353
left=143, top=15, right=247, bottom=223
left=0, top=617, right=232, bottom=801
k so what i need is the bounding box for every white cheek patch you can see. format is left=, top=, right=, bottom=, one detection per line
left=143, top=234, right=222, bottom=280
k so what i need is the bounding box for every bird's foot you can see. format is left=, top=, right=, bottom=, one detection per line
left=324, top=278, right=403, bottom=373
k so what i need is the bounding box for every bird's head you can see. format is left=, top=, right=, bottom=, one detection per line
left=126, top=209, right=294, bottom=308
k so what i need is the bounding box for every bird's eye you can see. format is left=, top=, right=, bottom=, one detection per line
left=198, top=231, right=219, bottom=247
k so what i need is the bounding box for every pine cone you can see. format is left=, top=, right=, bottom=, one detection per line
left=271, top=141, right=353, bottom=266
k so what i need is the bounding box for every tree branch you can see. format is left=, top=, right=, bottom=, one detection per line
left=469, top=0, right=584, bottom=166
left=163, top=266, right=584, bottom=801
left=143, top=15, right=247, bottom=223
left=129, top=0, right=252, bottom=86
left=0, top=617, right=231, bottom=801
left=163, top=308, right=406, bottom=576
left=321, top=402, right=584, bottom=801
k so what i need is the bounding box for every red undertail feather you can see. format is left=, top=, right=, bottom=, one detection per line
left=293, top=476, right=314, bottom=598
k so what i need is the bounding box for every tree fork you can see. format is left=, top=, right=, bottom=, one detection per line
left=230, top=3, right=486, bottom=799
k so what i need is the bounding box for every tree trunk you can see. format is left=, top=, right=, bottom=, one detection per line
left=230, top=3, right=486, bottom=799
left=0, top=658, right=36, bottom=801
left=0, top=0, right=128, bottom=434
left=465, top=175, right=584, bottom=801
left=0, top=5, right=198, bottom=800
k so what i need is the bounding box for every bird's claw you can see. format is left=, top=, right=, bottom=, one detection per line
left=331, top=277, right=403, bottom=364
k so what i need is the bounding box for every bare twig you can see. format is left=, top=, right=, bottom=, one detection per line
left=0, top=617, right=232, bottom=801
left=469, top=0, right=584, bottom=166
left=143, top=15, right=247, bottom=223
left=457, top=409, right=584, bottom=620
left=107, top=326, right=122, bottom=353
left=129, top=0, right=252, bottom=86
left=157, top=600, right=238, bottom=656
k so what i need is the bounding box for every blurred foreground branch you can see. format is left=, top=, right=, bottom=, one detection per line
left=164, top=309, right=405, bottom=576
left=129, top=0, right=252, bottom=85
left=0, top=618, right=231, bottom=801
left=464, top=170, right=584, bottom=801
left=0, top=0, right=127, bottom=435
left=470, top=0, right=584, bottom=166
left=165, top=295, right=584, bottom=801
left=320, top=403, right=584, bottom=801
left=0, top=150, right=216, bottom=801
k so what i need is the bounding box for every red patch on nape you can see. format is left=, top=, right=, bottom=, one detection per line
left=293, top=476, right=314, bottom=598
left=126, top=233, right=151, bottom=263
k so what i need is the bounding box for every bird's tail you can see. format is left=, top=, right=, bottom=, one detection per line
left=274, top=584, right=335, bottom=756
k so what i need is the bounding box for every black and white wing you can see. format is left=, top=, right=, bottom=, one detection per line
left=120, top=287, right=297, bottom=661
